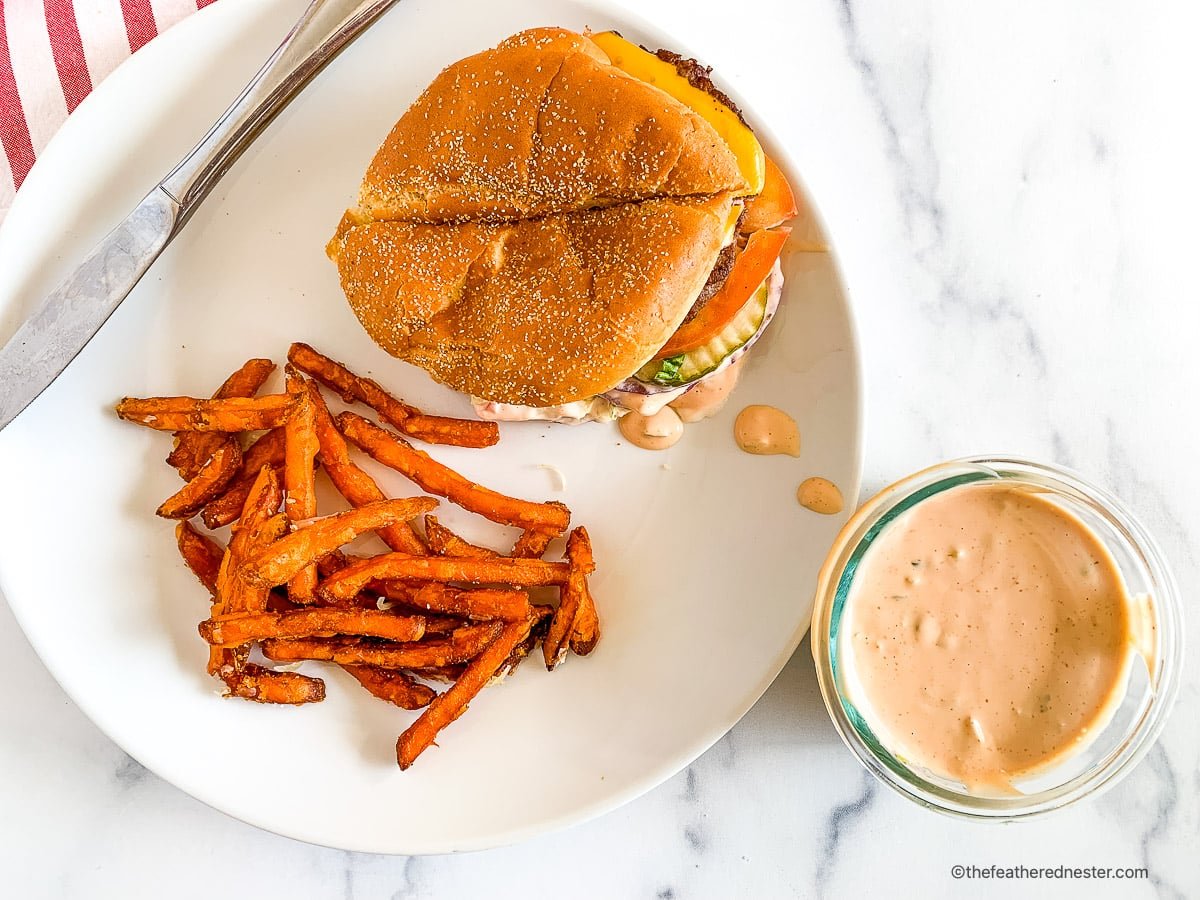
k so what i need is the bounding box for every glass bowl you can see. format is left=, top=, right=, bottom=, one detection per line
left=810, top=456, right=1184, bottom=819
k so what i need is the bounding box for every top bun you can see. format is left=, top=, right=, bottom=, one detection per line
left=330, top=27, right=748, bottom=405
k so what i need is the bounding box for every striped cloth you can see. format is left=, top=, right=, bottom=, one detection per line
left=0, top=0, right=214, bottom=226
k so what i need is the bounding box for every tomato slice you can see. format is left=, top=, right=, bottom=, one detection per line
left=654, top=227, right=789, bottom=360
left=740, top=156, right=798, bottom=233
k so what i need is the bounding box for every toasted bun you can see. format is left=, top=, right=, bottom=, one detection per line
left=331, top=194, right=738, bottom=405
left=331, top=28, right=749, bottom=405
left=355, top=28, right=747, bottom=222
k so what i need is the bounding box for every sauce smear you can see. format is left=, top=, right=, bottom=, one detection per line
left=840, top=481, right=1133, bottom=793
left=670, top=358, right=743, bottom=423
left=733, top=405, right=800, bottom=456
left=619, top=406, right=684, bottom=451
left=798, top=477, right=843, bottom=514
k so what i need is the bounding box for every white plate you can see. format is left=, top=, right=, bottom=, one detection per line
left=0, top=0, right=861, bottom=853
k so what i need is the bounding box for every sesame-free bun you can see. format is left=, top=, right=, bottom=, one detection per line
left=329, top=27, right=747, bottom=405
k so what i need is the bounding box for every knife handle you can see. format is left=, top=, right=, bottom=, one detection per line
left=160, top=0, right=397, bottom=217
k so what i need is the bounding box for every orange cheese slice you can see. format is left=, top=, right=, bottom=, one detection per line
left=589, top=31, right=766, bottom=195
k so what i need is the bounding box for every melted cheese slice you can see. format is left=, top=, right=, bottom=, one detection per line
left=589, top=31, right=766, bottom=195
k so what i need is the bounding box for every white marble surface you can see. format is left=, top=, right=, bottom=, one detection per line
left=2, top=0, right=1198, bottom=896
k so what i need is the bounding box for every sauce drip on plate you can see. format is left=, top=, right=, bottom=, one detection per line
left=619, top=362, right=744, bottom=450
left=797, top=477, right=843, bottom=514
left=733, top=405, right=800, bottom=456
left=619, top=406, right=684, bottom=451
left=670, top=359, right=743, bottom=423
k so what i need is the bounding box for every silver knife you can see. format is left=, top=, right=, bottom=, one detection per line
left=0, top=0, right=399, bottom=431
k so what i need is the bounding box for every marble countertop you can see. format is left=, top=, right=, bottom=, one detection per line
left=2, top=0, right=1197, bottom=896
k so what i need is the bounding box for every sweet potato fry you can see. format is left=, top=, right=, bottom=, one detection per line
left=317, top=560, right=420, bottom=609
left=239, top=497, right=438, bottom=588
left=288, top=341, right=417, bottom=421
left=284, top=370, right=320, bottom=602
left=157, top=440, right=242, bottom=519
left=393, top=413, right=500, bottom=449
left=317, top=552, right=570, bottom=604
left=208, top=466, right=283, bottom=675
left=269, top=594, right=302, bottom=614
left=216, top=471, right=286, bottom=623
left=211, top=642, right=246, bottom=682
left=396, top=616, right=534, bottom=769
left=171, top=433, right=235, bottom=484
left=569, top=586, right=601, bottom=657
left=203, top=482, right=283, bottom=534
left=511, top=528, right=555, bottom=559
left=221, top=469, right=284, bottom=577
left=200, top=428, right=287, bottom=528
left=127, top=346, right=606, bottom=758
left=495, top=604, right=553, bottom=680
left=222, top=663, right=325, bottom=705
left=419, top=616, right=463, bottom=636
left=316, top=550, right=357, bottom=578
left=337, top=413, right=570, bottom=533
left=409, top=665, right=465, bottom=683
left=246, top=427, right=289, bottom=470
left=288, top=342, right=498, bottom=448
left=409, top=583, right=530, bottom=622
left=259, top=636, right=354, bottom=659
left=543, top=527, right=598, bottom=670
left=342, top=665, right=435, bottom=709
left=168, top=358, right=275, bottom=478
left=201, top=608, right=426, bottom=646
left=116, top=394, right=295, bottom=431
left=370, top=579, right=422, bottom=605
left=307, top=380, right=426, bottom=555
left=249, top=515, right=289, bottom=553
left=423, top=516, right=499, bottom=559
left=212, top=358, right=278, bottom=397
left=264, top=622, right=501, bottom=669
left=175, top=521, right=224, bottom=594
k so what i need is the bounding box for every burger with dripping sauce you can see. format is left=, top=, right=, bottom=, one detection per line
left=327, top=27, right=799, bottom=429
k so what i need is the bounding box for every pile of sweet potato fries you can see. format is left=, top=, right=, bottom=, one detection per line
left=115, top=343, right=599, bottom=769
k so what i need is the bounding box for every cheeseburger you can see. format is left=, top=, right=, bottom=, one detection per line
left=327, top=27, right=798, bottom=429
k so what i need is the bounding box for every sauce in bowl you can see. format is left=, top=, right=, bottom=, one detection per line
left=812, top=458, right=1183, bottom=818
left=839, top=481, right=1136, bottom=793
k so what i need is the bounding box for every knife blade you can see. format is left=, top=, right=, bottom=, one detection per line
left=0, top=0, right=398, bottom=433
left=0, top=189, right=179, bottom=429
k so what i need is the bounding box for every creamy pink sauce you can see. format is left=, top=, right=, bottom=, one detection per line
left=733, top=405, right=800, bottom=456
left=670, top=358, right=744, bottom=423
left=619, top=406, right=684, bottom=450
left=618, top=360, right=745, bottom=450
left=798, top=477, right=843, bottom=514
left=840, top=482, right=1134, bottom=793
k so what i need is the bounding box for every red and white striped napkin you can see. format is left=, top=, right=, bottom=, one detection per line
left=0, top=0, right=215, bottom=227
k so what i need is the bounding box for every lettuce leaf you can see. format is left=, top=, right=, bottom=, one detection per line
left=651, top=354, right=686, bottom=386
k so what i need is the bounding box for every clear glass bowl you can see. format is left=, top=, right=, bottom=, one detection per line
left=810, top=456, right=1184, bottom=819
